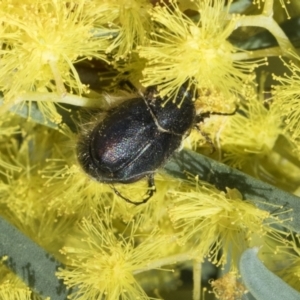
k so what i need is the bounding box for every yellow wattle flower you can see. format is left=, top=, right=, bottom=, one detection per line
left=57, top=212, right=170, bottom=300
left=0, top=0, right=109, bottom=109
left=138, top=0, right=259, bottom=104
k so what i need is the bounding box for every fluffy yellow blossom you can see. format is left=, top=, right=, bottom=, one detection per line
left=274, top=233, right=300, bottom=292
left=0, top=123, right=50, bottom=218
left=138, top=0, right=259, bottom=104
left=90, top=0, right=152, bottom=59
left=0, top=112, right=22, bottom=174
left=0, top=264, right=33, bottom=300
left=0, top=0, right=109, bottom=105
left=57, top=212, right=171, bottom=300
left=42, top=161, right=114, bottom=216
left=168, top=179, right=287, bottom=269
left=273, top=52, right=300, bottom=156
left=0, top=120, right=76, bottom=258
left=219, top=91, right=283, bottom=168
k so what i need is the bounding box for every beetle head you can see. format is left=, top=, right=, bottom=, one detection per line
left=145, top=83, right=196, bottom=135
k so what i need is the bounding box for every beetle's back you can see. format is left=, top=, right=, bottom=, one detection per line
left=77, top=88, right=195, bottom=184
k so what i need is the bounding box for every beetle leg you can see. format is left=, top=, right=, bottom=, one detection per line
left=195, top=112, right=211, bottom=124
left=145, top=174, right=156, bottom=200
left=110, top=174, right=156, bottom=205
left=195, top=112, right=215, bottom=153
left=194, top=124, right=216, bottom=154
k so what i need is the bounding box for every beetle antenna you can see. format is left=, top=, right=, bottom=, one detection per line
left=110, top=174, right=156, bottom=205
left=194, top=106, right=238, bottom=153
left=119, top=79, right=146, bottom=99
left=119, top=80, right=138, bottom=93
left=195, top=106, right=238, bottom=123
left=209, top=106, right=239, bottom=116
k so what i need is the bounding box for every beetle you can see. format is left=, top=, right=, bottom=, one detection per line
left=77, top=83, right=197, bottom=205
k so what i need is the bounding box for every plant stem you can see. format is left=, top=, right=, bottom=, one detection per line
left=133, top=252, right=194, bottom=275
left=193, top=260, right=202, bottom=300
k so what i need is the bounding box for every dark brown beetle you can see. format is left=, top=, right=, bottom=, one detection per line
left=77, top=83, right=196, bottom=205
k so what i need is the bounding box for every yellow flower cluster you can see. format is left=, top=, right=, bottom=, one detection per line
left=139, top=0, right=256, bottom=104
left=1, top=0, right=300, bottom=299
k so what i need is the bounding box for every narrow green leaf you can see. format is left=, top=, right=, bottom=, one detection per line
left=0, top=97, right=81, bottom=131
left=165, top=149, right=300, bottom=232
left=10, top=101, right=59, bottom=128
left=0, top=97, right=58, bottom=129
left=0, top=217, right=69, bottom=300
left=239, top=248, right=300, bottom=300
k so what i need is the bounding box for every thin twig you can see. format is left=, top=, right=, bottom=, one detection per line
left=193, top=260, right=202, bottom=300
